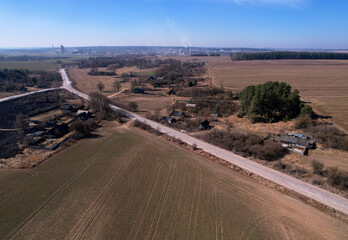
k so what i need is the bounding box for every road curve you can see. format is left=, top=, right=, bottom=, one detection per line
left=0, top=88, right=60, bottom=103
left=60, top=68, right=348, bottom=216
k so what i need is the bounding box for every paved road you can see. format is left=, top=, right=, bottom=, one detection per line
left=60, top=68, right=348, bottom=215
left=0, top=88, right=60, bottom=103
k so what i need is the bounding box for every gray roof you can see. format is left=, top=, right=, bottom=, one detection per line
left=280, top=136, right=309, bottom=148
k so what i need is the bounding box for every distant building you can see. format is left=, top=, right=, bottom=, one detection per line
left=60, top=45, right=65, bottom=53
left=168, top=89, right=176, bottom=95
left=45, top=123, right=69, bottom=139
left=76, top=110, right=91, bottom=120
left=133, top=88, right=145, bottom=94
left=60, top=103, right=74, bottom=111
left=186, top=103, right=197, bottom=108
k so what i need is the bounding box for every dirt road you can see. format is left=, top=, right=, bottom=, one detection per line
left=0, top=88, right=59, bottom=103
left=61, top=68, right=348, bottom=216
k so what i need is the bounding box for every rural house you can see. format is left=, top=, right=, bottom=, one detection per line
left=198, top=120, right=210, bottom=130
left=186, top=103, right=197, bottom=108
left=133, top=88, right=145, bottom=94
left=59, top=103, right=74, bottom=111
left=167, top=116, right=177, bottom=124
left=171, top=110, right=184, bottom=119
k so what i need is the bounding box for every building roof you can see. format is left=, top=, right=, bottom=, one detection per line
left=280, top=135, right=309, bottom=148
left=199, top=120, right=210, bottom=130
left=171, top=110, right=184, bottom=117
left=186, top=103, right=197, bottom=108
left=60, top=103, right=73, bottom=111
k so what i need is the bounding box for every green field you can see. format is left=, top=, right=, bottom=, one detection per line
left=0, top=60, right=60, bottom=71
left=0, top=123, right=347, bottom=239
left=0, top=56, right=88, bottom=71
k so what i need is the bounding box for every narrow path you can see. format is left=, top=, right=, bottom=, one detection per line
left=107, top=88, right=126, bottom=99
left=60, top=68, right=348, bottom=216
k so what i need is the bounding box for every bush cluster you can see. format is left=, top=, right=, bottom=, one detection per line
left=201, top=130, right=288, bottom=161
left=132, top=120, right=162, bottom=135
left=71, top=119, right=98, bottom=139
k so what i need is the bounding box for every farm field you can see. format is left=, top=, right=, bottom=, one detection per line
left=208, top=59, right=348, bottom=133
left=0, top=123, right=347, bottom=239
left=0, top=60, right=60, bottom=71
left=67, top=68, right=118, bottom=96
left=68, top=67, right=159, bottom=97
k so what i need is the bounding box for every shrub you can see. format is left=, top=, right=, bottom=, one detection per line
left=200, top=130, right=287, bottom=161
left=71, top=119, right=98, bottom=139
left=311, top=160, right=324, bottom=175
left=328, top=167, right=348, bottom=190
left=300, top=105, right=315, bottom=118
left=295, top=114, right=315, bottom=129
left=129, top=102, right=138, bottom=112
left=132, top=120, right=162, bottom=135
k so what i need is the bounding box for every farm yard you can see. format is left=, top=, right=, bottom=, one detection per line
left=208, top=59, right=348, bottom=133
left=0, top=123, right=347, bottom=240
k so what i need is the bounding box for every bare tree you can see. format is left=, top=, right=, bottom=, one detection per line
left=15, top=112, right=29, bottom=134
left=130, top=80, right=136, bottom=92
left=89, top=92, right=111, bottom=121
left=97, top=81, right=105, bottom=92
left=129, top=102, right=138, bottom=112
left=113, top=80, right=121, bottom=92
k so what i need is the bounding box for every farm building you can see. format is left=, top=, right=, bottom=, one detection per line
left=133, top=88, right=145, bottom=94
left=168, top=89, right=176, bottom=95
left=167, top=117, right=177, bottom=124
left=171, top=110, right=184, bottom=119
left=186, top=103, right=197, bottom=108
left=59, top=103, right=74, bottom=111
left=45, top=123, right=69, bottom=139
left=199, top=120, right=210, bottom=130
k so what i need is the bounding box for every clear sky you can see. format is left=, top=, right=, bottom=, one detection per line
left=0, top=0, right=347, bottom=49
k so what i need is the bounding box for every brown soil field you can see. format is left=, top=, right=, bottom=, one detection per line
left=113, top=91, right=172, bottom=116
left=0, top=122, right=347, bottom=239
left=68, top=68, right=118, bottom=96
left=208, top=59, right=348, bottom=133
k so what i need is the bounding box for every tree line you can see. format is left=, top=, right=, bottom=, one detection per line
left=231, top=51, right=348, bottom=61
left=0, top=68, right=62, bottom=92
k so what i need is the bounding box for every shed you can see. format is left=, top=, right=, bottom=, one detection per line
left=60, top=103, right=74, bottom=111
left=171, top=110, right=184, bottom=119
left=186, top=103, right=197, bottom=108
left=168, top=89, right=176, bottom=95
left=133, top=88, right=145, bottom=94
left=168, top=117, right=177, bottom=124
left=45, top=123, right=69, bottom=139
left=198, top=120, right=210, bottom=130
left=76, top=110, right=91, bottom=120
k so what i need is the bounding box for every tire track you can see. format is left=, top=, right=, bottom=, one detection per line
left=143, top=162, right=175, bottom=240
left=191, top=170, right=202, bottom=240
left=65, top=143, right=142, bottom=240
left=6, top=140, right=110, bottom=240
left=240, top=211, right=275, bottom=240
left=150, top=162, right=176, bottom=240
left=126, top=162, right=164, bottom=240
left=0, top=142, right=90, bottom=205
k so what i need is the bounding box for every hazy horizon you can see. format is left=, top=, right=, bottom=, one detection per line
left=0, top=0, right=347, bottom=49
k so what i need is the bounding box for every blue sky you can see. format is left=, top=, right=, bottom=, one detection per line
left=0, top=0, right=347, bottom=48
